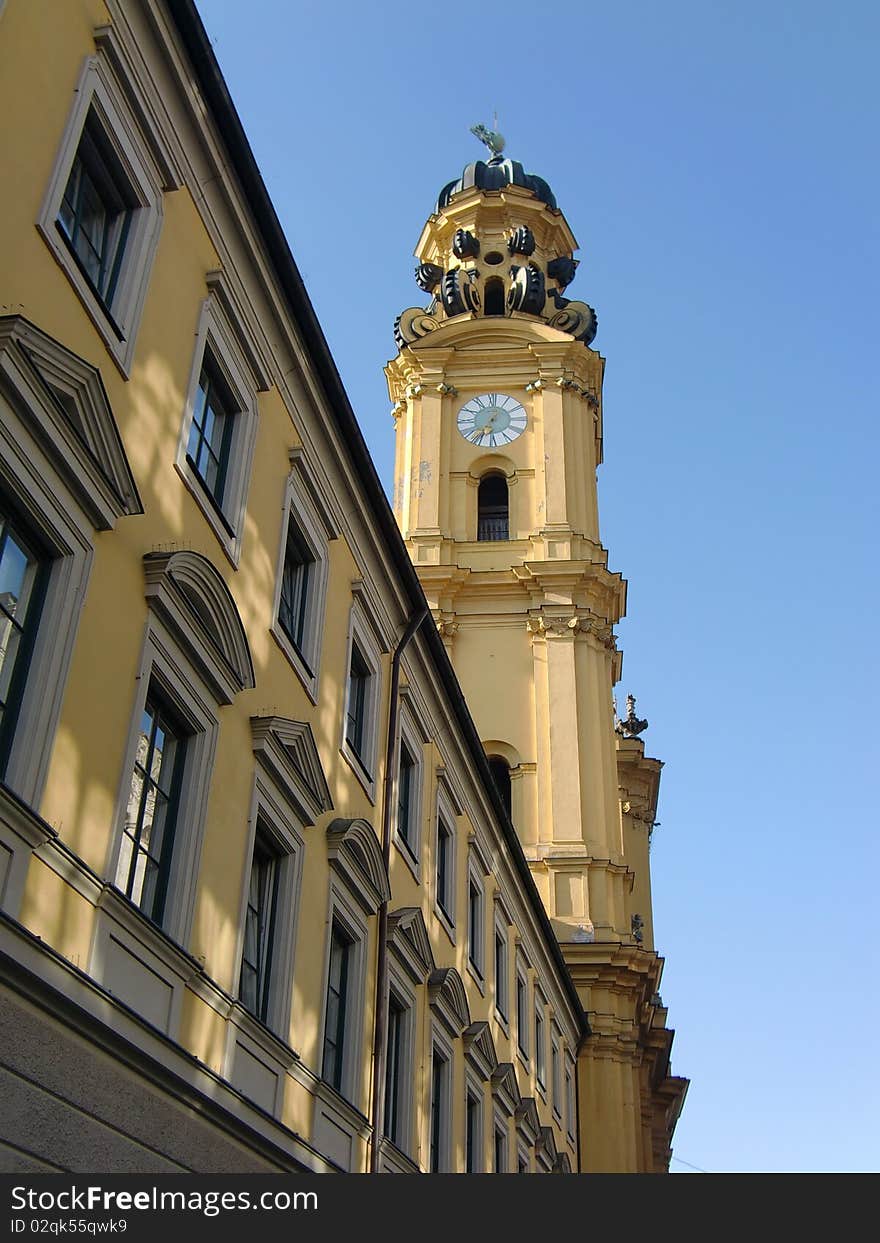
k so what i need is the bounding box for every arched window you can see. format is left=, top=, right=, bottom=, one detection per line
left=477, top=474, right=508, bottom=541
left=487, top=756, right=512, bottom=819
left=484, top=277, right=505, bottom=317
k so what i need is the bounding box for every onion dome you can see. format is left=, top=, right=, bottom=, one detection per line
left=436, top=154, right=557, bottom=212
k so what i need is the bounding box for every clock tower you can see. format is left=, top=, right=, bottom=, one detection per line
left=386, top=141, right=687, bottom=1172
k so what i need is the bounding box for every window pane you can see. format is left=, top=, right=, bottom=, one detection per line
left=384, top=995, right=405, bottom=1145
left=279, top=520, right=315, bottom=659
left=239, top=829, right=281, bottom=1023
left=57, top=116, right=132, bottom=305
left=116, top=694, right=186, bottom=925
left=0, top=511, right=48, bottom=772
left=345, top=643, right=370, bottom=761
left=323, top=923, right=351, bottom=1092
left=187, top=357, right=235, bottom=506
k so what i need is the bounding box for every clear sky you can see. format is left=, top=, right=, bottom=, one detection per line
left=197, top=0, right=880, bottom=1173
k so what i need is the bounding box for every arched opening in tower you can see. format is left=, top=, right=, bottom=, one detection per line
left=487, top=756, right=512, bottom=819
left=484, top=277, right=505, bottom=317
left=477, top=473, right=509, bottom=541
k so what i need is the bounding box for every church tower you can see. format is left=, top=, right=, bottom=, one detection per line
left=387, top=135, right=687, bottom=1172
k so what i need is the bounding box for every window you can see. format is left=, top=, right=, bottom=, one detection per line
left=57, top=113, right=134, bottom=310
left=466, top=1088, right=482, bottom=1173
left=494, top=1123, right=508, bottom=1173
left=185, top=353, right=236, bottom=520
left=271, top=455, right=333, bottom=699
left=430, top=1047, right=450, bottom=1172
left=535, top=1002, right=546, bottom=1089
left=0, top=510, right=49, bottom=777
left=436, top=817, right=454, bottom=922
left=346, top=642, right=371, bottom=761
left=279, top=519, right=315, bottom=664
left=37, top=46, right=170, bottom=372
left=517, top=969, right=529, bottom=1059
left=176, top=289, right=263, bottom=564
left=385, top=993, right=408, bottom=1148
left=341, top=600, right=384, bottom=794
left=115, top=691, right=187, bottom=927
left=396, top=740, right=418, bottom=856
left=552, top=1031, right=562, bottom=1118
left=518, top=1151, right=529, bottom=1175
left=238, top=827, right=282, bottom=1024
left=566, top=1060, right=576, bottom=1141
left=477, top=473, right=509, bottom=541
left=488, top=755, right=512, bottom=819
left=0, top=317, right=141, bottom=805
left=467, top=871, right=484, bottom=979
left=494, top=922, right=509, bottom=1022
left=322, top=920, right=354, bottom=1093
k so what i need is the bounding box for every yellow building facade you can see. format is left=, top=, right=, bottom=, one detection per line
left=0, top=0, right=684, bottom=1174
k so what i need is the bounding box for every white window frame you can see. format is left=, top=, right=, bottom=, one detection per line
left=340, top=598, right=383, bottom=799
left=465, top=1075, right=484, bottom=1174
left=36, top=52, right=168, bottom=376
left=466, top=853, right=486, bottom=988
left=318, top=882, right=368, bottom=1107
left=231, top=772, right=305, bottom=1040
left=535, top=991, right=547, bottom=1096
left=434, top=780, right=458, bottom=939
left=175, top=293, right=260, bottom=566
left=428, top=1029, right=454, bottom=1173
left=270, top=461, right=332, bottom=702
left=392, top=705, right=424, bottom=873
left=566, top=1054, right=577, bottom=1143
left=551, top=1025, right=563, bottom=1121
left=516, top=958, right=531, bottom=1066
left=384, top=970, right=416, bottom=1158
left=106, top=618, right=219, bottom=947
left=493, top=906, right=510, bottom=1029
left=493, top=1112, right=509, bottom=1174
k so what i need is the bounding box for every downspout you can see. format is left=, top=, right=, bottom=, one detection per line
left=369, top=604, right=428, bottom=1172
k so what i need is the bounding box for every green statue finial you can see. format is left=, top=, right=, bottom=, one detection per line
left=470, top=116, right=505, bottom=158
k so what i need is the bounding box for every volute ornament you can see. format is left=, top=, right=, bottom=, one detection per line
left=547, top=255, right=579, bottom=289
left=507, top=263, right=545, bottom=315
left=441, top=268, right=481, bottom=317
left=452, top=229, right=480, bottom=259
left=415, top=262, right=444, bottom=293
left=547, top=300, right=598, bottom=345
left=508, top=225, right=536, bottom=257
left=394, top=307, right=440, bottom=348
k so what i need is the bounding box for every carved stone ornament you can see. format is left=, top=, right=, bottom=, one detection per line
left=526, top=612, right=616, bottom=648
left=507, top=263, right=545, bottom=315
left=394, top=307, right=440, bottom=348
left=415, top=262, right=444, bottom=293
left=547, top=255, right=579, bottom=289
left=631, top=913, right=644, bottom=944
left=436, top=618, right=458, bottom=638
left=453, top=228, right=480, bottom=260
left=441, top=268, right=481, bottom=317
left=614, top=693, right=648, bottom=738
left=508, top=225, right=536, bottom=257
left=547, top=300, right=598, bottom=345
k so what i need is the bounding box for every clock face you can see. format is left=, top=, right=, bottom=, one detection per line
left=456, top=393, right=527, bottom=447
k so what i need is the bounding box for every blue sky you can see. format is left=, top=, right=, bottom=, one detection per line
left=197, top=0, right=880, bottom=1172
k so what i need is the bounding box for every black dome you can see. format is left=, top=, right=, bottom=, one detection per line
left=436, top=155, right=557, bottom=212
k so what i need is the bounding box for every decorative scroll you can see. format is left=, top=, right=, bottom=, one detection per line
left=453, top=229, right=480, bottom=259
left=547, top=255, right=579, bottom=288
left=507, top=263, right=545, bottom=315
left=415, top=262, right=444, bottom=293
left=547, top=299, right=598, bottom=345
left=508, top=225, right=536, bottom=257
left=394, top=307, right=440, bottom=348
left=441, top=268, right=481, bottom=317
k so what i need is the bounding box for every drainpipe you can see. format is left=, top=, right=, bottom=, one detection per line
left=369, top=603, right=428, bottom=1173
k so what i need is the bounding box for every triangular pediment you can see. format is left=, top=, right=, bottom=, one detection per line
left=387, top=907, right=434, bottom=983
left=0, top=315, right=142, bottom=528
left=515, top=1096, right=540, bottom=1144
left=464, top=1020, right=498, bottom=1081
left=490, top=1061, right=521, bottom=1116
left=251, top=716, right=332, bottom=826
left=536, top=1125, right=558, bottom=1168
